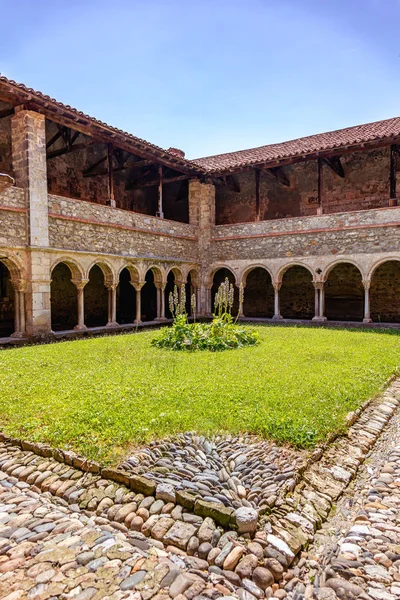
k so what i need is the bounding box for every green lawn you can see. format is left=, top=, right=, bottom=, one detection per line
left=1, top=325, right=399, bottom=465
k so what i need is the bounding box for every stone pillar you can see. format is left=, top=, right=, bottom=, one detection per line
left=272, top=283, right=283, bottom=320
left=73, top=280, right=88, bottom=331
left=320, top=284, right=326, bottom=320
left=363, top=279, right=372, bottom=323
left=204, top=286, right=212, bottom=317
left=132, top=282, right=145, bottom=324
left=12, top=109, right=51, bottom=336
left=189, top=180, right=215, bottom=316
left=106, top=284, right=118, bottom=327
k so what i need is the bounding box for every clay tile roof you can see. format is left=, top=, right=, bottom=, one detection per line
left=0, top=76, right=204, bottom=176
left=192, top=117, right=400, bottom=173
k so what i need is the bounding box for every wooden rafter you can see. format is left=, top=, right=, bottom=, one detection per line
left=46, top=124, right=88, bottom=160
left=260, top=166, right=290, bottom=187
left=0, top=107, right=14, bottom=119
left=390, top=144, right=398, bottom=200
left=323, top=156, right=345, bottom=178
left=134, top=174, right=188, bottom=188
left=255, top=169, right=261, bottom=220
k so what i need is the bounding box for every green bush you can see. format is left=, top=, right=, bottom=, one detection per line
left=152, top=278, right=259, bottom=352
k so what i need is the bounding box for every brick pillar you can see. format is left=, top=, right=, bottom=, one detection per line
left=189, top=180, right=215, bottom=316
left=12, top=109, right=51, bottom=336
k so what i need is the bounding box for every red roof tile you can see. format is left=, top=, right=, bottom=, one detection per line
left=192, top=117, right=400, bottom=173
left=0, top=76, right=204, bottom=176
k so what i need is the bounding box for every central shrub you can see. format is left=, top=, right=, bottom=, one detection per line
left=152, top=278, right=259, bottom=351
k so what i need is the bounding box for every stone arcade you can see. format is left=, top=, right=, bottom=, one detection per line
left=1, top=75, right=400, bottom=340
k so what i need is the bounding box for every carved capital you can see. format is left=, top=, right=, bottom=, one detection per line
left=131, top=281, right=146, bottom=292
left=72, top=278, right=89, bottom=290
left=362, top=278, right=371, bottom=291
left=105, top=282, right=118, bottom=291
left=11, top=279, right=27, bottom=293
left=313, top=281, right=325, bottom=290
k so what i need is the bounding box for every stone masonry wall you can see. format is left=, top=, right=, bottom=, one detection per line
left=48, top=194, right=198, bottom=261
left=0, top=187, right=27, bottom=247
left=210, top=206, right=400, bottom=262
left=216, top=148, right=393, bottom=224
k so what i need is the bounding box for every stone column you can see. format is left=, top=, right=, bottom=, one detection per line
left=72, top=280, right=88, bottom=331
left=205, top=287, right=213, bottom=317
left=272, top=283, right=283, bottom=320
left=12, top=109, right=51, bottom=336
left=155, top=284, right=167, bottom=321
left=363, top=279, right=372, bottom=323
left=106, top=284, right=118, bottom=328
left=238, top=284, right=245, bottom=318
left=10, top=282, right=27, bottom=338
left=132, top=282, right=145, bottom=324
left=312, top=282, right=327, bottom=322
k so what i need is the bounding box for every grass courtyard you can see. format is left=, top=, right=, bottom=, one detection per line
left=0, top=325, right=399, bottom=465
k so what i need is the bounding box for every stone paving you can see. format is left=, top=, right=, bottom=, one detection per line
left=120, top=433, right=303, bottom=510
left=0, top=380, right=400, bottom=599
left=286, top=391, right=400, bottom=600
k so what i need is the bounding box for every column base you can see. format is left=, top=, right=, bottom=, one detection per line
left=312, top=316, right=327, bottom=322
left=10, top=331, right=27, bottom=338
left=363, top=318, right=373, bottom=323
left=134, top=319, right=142, bottom=325
left=272, top=314, right=283, bottom=320
left=106, top=321, right=119, bottom=328
left=155, top=317, right=168, bottom=322
left=74, top=324, right=88, bottom=331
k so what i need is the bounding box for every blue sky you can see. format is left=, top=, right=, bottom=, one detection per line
left=1, top=0, right=400, bottom=158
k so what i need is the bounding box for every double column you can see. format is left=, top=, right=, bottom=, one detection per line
left=155, top=282, right=167, bottom=321
left=10, top=280, right=27, bottom=338
left=272, top=282, right=283, bottom=320
left=312, top=281, right=327, bottom=321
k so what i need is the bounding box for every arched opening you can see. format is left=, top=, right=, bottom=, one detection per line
left=85, top=264, right=108, bottom=327
left=165, top=270, right=177, bottom=319
left=50, top=263, right=78, bottom=331
left=185, top=269, right=199, bottom=315
left=325, top=263, right=363, bottom=321
left=0, top=261, right=14, bottom=337
left=116, top=268, right=136, bottom=324
left=370, top=260, right=400, bottom=323
left=142, top=269, right=158, bottom=322
left=280, top=266, right=314, bottom=319
left=243, top=267, right=274, bottom=318
left=211, top=268, right=238, bottom=314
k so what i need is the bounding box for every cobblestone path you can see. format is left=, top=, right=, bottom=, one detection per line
left=288, top=405, right=400, bottom=600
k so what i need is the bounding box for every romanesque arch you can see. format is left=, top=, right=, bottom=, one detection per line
left=165, top=267, right=184, bottom=319
left=85, top=264, right=109, bottom=327
left=0, top=261, right=14, bottom=337
left=142, top=266, right=163, bottom=322
left=325, top=262, right=364, bottom=321
left=186, top=268, right=200, bottom=315
left=211, top=267, right=238, bottom=314
left=50, top=262, right=78, bottom=331
left=370, top=259, right=400, bottom=323
left=280, top=265, right=314, bottom=319
left=242, top=266, right=274, bottom=318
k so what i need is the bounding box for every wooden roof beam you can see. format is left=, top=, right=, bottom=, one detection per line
left=260, top=166, right=290, bottom=187
left=323, top=156, right=345, bottom=178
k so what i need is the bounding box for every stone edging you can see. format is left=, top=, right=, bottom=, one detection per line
left=0, top=373, right=397, bottom=533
